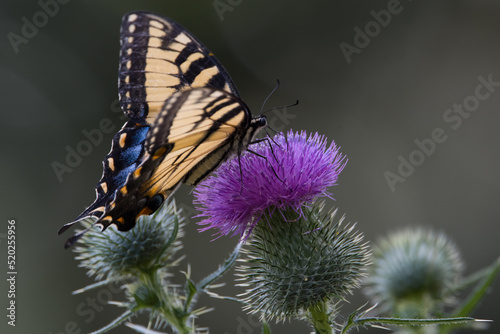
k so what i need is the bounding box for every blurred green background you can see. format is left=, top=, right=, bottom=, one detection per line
left=1, top=0, right=499, bottom=333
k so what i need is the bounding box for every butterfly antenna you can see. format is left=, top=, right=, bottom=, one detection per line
left=259, top=79, right=281, bottom=115
left=261, top=99, right=299, bottom=116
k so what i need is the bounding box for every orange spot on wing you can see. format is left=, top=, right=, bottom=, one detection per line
left=119, top=133, right=127, bottom=148
left=133, top=166, right=143, bottom=179
left=153, top=146, right=167, bottom=160
left=102, top=216, right=113, bottom=223
left=137, top=206, right=153, bottom=217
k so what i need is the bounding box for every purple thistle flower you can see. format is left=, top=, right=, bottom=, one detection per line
left=194, top=130, right=347, bottom=239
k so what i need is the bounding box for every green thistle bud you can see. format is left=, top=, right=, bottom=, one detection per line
left=236, top=202, right=370, bottom=323
left=74, top=200, right=184, bottom=281
left=364, top=228, right=464, bottom=318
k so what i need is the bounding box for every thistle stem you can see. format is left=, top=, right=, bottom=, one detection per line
left=309, top=300, right=333, bottom=334
left=139, top=270, right=191, bottom=334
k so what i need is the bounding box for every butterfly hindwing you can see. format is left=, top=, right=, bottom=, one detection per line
left=58, top=121, right=150, bottom=235
left=96, top=87, right=250, bottom=232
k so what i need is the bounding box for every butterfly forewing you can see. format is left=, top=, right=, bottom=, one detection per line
left=119, top=11, right=239, bottom=123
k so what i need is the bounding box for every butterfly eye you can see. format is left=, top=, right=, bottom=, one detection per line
left=259, top=117, right=267, bottom=127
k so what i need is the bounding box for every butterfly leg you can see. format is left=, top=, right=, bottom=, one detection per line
left=250, top=136, right=281, bottom=164
left=246, top=148, right=284, bottom=184
left=237, top=152, right=245, bottom=195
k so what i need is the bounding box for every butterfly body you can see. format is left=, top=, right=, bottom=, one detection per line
left=59, top=12, right=266, bottom=247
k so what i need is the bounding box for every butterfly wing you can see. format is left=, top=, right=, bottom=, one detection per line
left=60, top=11, right=242, bottom=236
left=119, top=11, right=239, bottom=123
left=96, top=87, right=251, bottom=233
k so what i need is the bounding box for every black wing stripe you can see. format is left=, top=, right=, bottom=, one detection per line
left=207, top=72, right=230, bottom=90
left=61, top=12, right=252, bottom=248
left=174, top=42, right=198, bottom=66
left=140, top=88, right=248, bottom=191
left=143, top=136, right=230, bottom=193
left=185, top=143, right=233, bottom=185
left=168, top=106, right=244, bottom=168
left=118, top=12, right=241, bottom=122
left=119, top=15, right=151, bottom=121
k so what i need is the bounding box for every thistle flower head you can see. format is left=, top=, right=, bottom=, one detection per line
left=74, top=200, right=184, bottom=281
left=237, top=202, right=370, bottom=322
left=364, top=228, right=464, bottom=318
left=194, top=130, right=346, bottom=238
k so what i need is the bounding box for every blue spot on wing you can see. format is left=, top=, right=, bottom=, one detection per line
left=75, top=122, right=150, bottom=220
left=113, top=164, right=138, bottom=188
left=116, top=126, right=149, bottom=166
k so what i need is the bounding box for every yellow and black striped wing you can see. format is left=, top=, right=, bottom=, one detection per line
left=119, top=11, right=239, bottom=124
left=97, top=87, right=250, bottom=232
left=59, top=11, right=242, bottom=240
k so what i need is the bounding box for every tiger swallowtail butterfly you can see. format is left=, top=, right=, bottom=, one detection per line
left=59, top=11, right=267, bottom=248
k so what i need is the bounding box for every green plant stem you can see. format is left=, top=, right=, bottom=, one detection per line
left=140, top=270, right=191, bottom=334
left=342, top=316, right=476, bottom=334
left=309, top=301, right=333, bottom=334
left=452, top=257, right=500, bottom=318
left=437, top=258, right=500, bottom=334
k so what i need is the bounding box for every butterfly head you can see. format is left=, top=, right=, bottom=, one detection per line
left=253, top=115, right=267, bottom=128
left=251, top=115, right=267, bottom=132
left=246, top=115, right=267, bottom=143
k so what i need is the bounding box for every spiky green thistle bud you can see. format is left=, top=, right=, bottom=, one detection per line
left=74, top=200, right=184, bottom=281
left=236, top=202, right=370, bottom=323
left=364, top=228, right=464, bottom=318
